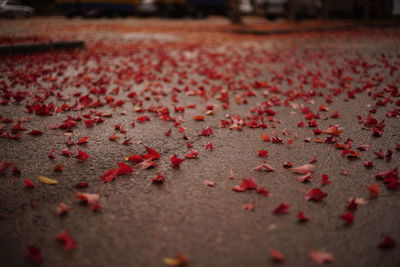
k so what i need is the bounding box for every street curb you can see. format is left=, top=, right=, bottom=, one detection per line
left=226, top=25, right=360, bottom=36
left=227, top=23, right=400, bottom=36
left=0, top=40, right=85, bottom=56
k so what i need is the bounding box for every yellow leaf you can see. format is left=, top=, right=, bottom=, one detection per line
left=38, top=175, right=58, bottom=185
left=162, top=254, right=187, bottom=266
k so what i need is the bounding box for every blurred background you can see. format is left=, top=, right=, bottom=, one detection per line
left=1, top=0, right=399, bottom=23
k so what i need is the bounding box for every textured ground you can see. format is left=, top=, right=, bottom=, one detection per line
left=0, top=17, right=399, bottom=267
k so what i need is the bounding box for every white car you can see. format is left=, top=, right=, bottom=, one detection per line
left=0, top=0, right=34, bottom=18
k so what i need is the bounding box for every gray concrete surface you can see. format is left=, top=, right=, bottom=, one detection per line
left=0, top=18, right=399, bottom=267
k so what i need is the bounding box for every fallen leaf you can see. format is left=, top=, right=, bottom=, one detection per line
left=256, top=187, right=270, bottom=197
left=56, top=230, right=76, bottom=251
left=253, top=162, right=275, bottom=172
left=171, top=155, right=185, bottom=168
left=232, top=177, right=258, bottom=191
left=309, top=251, right=334, bottom=264
left=76, top=192, right=100, bottom=205
left=305, top=188, right=327, bottom=202
left=38, top=175, right=58, bottom=185
left=339, top=212, right=354, bottom=225
left=23, top=179, right=35, bottom=188
left=75, top=150, right=90, bottom=161
left=297, top=212, right=310, bottom=223
left=273, top=203, right=291, bottom=214
left=56, top=202, right=70, bottom=216
left=203, top=180, right=216, bottom=187
left=152, top=174, right=167, bottom=184
left=269, top=249, right=284, bottom=262
left=378, top=236, right=396, bottom=249
left=292, top=164, right=314, bottom=174
left=243, top=201, right=256, bottom=211
left=26, top=246, right=43, bottom=263
left=163, top=254, right=187, bottom=266
left=77, top=136, right=89, bottom=144
left=367, top=184, right=380, bottom=198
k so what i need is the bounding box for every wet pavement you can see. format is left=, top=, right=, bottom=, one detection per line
left=0, top=17, right=399, bottom=267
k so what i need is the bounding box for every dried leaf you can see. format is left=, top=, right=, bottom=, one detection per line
left=38, top=175, right=58, bottom=185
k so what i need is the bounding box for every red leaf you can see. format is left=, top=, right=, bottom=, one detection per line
left=48, top=149, right=56, bottom=160
left=75, top=150, right=90, bottom=161
left=77, top=136, right=90, bottom=144
left=101, top=169, right=118, bottom=183
left=203, top=180, right=216, bottom=187
left=185, top=149, right=199, bottom=158
left=309, top=251, right=334, bottom=264
left=321, top=174, right=331, bottom=185
left=23, top=179, right=35, bottom=188
left=164, top=129, right=172, bottom=136
left=143, top=147, right=160, bottom=160
left=363, top=161, right=374, bottom=168
left=61, top=148, right=72, bottom=157
left=297, top=173, right=312, bottom=183
left=152, top=174, right=167, bottom=184
left=108, top=133, right=119, bottom=141
left=0, top=161, right=12, bottom=174
left=367, top=184, right=380, bottom=198
left=232, top=177, right=258, bottom=191
left=56, top=230, right=76, bottom=251
left=297, top=212, right=310, bottom=222
left=378, top=236, right=396, bottom=249
left=339, top=212, right=354, bottom=225
left=375, top=168, right=397, bottom=180
left=128, top=154, right=143, bottom=163
left=53, top=164, right=64, bottom=172
left=138, top=159, right=157, bottom=170
left=205, top=143, right=214, bottom=151
left=243, top=201, right=256, bottom=211
left=199, top=127, right=213, bottom=136
left=357, top=144, right=370, bottom=151
left=305, top=188, right=327, bottom=202
left=342, top=149, right=361, bottom=159
left=193, top=115, right=205, bottom=121
left=261, top=133, right=270, bottom=142
left=136, top=115, right=150, bottom=123
left=56, top=202, right=70, bottom=216
left=116, top=162, right=134, bottom=175
left=11, top=123, right=26, bottom=131
left=374, top=150, right=385, bottom=159
left=76, top=192, right=100, bottom=205
left=273, top=203, right=291, bottom=214
left=75, top=182, right=89, bottom=188
left=171, top=155, right=185, bottom=168
left=28, top=130, right=43, bottom=136
left=253, top=162, right=275, bottom=172
left=258, top=150, right=269, bottom=158
left=309, top=156, right=318, bottom=163
left=256, top=187, right=270, bottom=197
left=292, top=164, right=314, bottom=174
left=26, top=246, right=43, bottom=263
left=322, top=125, right=343, bottom=136
left=269, top=249, right=284, bottom=262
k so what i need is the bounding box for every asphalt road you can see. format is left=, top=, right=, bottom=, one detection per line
left=0, top=17, right=399, bottom=267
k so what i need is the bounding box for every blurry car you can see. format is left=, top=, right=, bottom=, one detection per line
left=137, top=0, right=157, bottom=16
left=0, top=0, right=34, bottom=18
left=240, top=0, right=254, bottom=14
left=257, top=0, right=321, bottom=20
